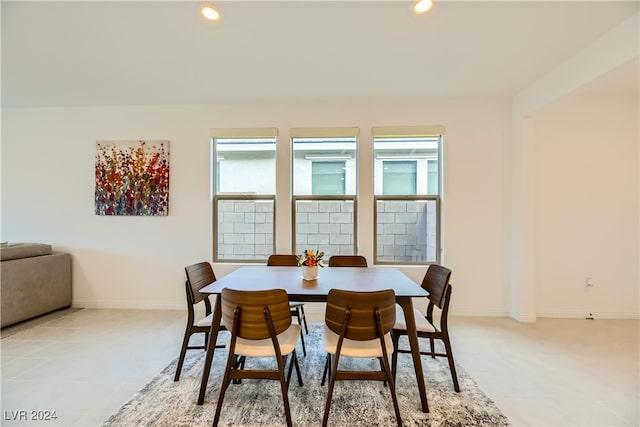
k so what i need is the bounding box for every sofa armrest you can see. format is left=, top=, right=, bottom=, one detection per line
left=1, top=252, right=72, bottom=328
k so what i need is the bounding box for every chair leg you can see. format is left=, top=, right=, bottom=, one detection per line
left=391, top=332, right=400, bottom=382
left=378, top=358, right=388, bottom=387
left=299, top=327, right=307, bottom=356
left=321, top=353, right=331, bottom=386
left=292, top=308, right=307, bottom=356
left=322, top=355, right=338, bottom=427
left=299, top=306, right=309, bottom=334
left=430, top=337, right=435, bottom=358
left=284, top=351, right=303, bottom=387
left=285, top=355, right=293, bottom=390
left=232, top=356, right=245, bottom=384
left=212, top=350, right=237, bottom=427
left=442, top=336, right=461, bottom=392
left=277, top=355, right=294, bottom=427
left=174, top=329, right=191, bottom=381
left=381, top=353, right=403, bottom=427
left=292, top=350, right=304, bottom=386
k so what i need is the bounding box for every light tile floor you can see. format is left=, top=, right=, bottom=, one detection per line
left=1, top=307, right=638, bottom=426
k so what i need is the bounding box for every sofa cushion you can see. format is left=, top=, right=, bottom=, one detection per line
left=0, top=243, right=53, bottom=261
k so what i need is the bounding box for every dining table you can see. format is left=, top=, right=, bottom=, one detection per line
left=196, top=265, right=431, bottom=413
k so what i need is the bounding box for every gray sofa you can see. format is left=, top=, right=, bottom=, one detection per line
left=1, top=243, right=72, bottom=328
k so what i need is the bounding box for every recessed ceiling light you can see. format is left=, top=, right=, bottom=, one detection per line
left=413, top=0, right=434, bottom=15
left=201, top=5, right=220, bottom=22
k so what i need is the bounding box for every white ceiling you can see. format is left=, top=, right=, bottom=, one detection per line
left=2, top=1, right=638, bottom=108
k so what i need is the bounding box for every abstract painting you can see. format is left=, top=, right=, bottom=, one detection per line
left=95, top=140, right=170, bottom=216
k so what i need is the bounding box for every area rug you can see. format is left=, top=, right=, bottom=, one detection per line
left=103, top=324, right=510, bottom=427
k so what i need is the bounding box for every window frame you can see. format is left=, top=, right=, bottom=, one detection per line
left=211, top=128, right=278, bottom=263
left=372, top=126, right=444, bottom=265
left=291, top=127, right=360, bottom=257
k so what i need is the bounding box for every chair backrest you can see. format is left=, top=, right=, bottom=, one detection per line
left=267, top=254, right=299, bottom=266
left=328, top=255, right=368, bottom=267
left=221, top=288, right=292, bottom=340
left=421, top=264, right=452, bottom=309
left=185, top=262, right=216, bottom=305
left=325, top=289, right=396, bottom=341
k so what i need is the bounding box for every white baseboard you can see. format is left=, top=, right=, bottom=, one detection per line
left=306, top=305, right=514, bottom=320
left=72, top=300, right=184, bottom=311
left=71, top=301, right=639, bottom=321
left=450, top=310, right=511, bottom=317
left=536, top=310, right=639, bottom=320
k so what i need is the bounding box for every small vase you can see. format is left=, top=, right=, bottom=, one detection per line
left=302, top=265, right=318, bottom=281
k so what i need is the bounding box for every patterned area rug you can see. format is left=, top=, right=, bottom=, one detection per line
left=103, top=324, right=510, bottom=427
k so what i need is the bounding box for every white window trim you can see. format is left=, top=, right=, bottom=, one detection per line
left=211, top=128, right=278, bottom=262
left=372, top=126, right=444, bottom=265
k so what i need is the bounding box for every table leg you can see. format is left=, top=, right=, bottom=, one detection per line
left=397, top=297, right=429, bottom=413
left=197, top=295, right=222, bottom=405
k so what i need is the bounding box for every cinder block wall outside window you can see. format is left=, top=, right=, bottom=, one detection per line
left=377, top=200, right=437, bottom=262
left=217, top=200, right=274, bottom=260
left=295, top=200, right=354, bottom=256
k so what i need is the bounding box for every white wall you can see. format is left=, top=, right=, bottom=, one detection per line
left=510, top=13, right=639, bottom=321
left=533, top=94, right=639, bottom=318
left=1, top=99, right=512, bottom=316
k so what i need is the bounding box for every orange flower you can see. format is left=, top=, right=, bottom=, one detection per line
left=297, top=249, right=325, bottom=267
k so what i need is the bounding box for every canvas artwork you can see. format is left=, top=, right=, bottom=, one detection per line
left=95, top=140, right=170, bottom=216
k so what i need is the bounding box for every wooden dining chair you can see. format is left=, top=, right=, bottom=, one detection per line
left=267, top=254, right=308, bottom=356
left=391, top=263, right=460, bottom=392
left=321, top=289, right=402, bottom=427
left=174, top=262, right=227, bottom=381
left=213, top=288, right=304, bottom=427
left=327, top=255, right=368, bottom=267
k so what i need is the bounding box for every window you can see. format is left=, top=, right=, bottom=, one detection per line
left=210, top=125, right=443, bottom=266
left=383, top=160, right=417, bottom=195
left=291, top=128, right=359, bottom=257
left=312, top=161, right=345, bottom=195
left=427, top=159, right=438, bottom=195
left=211, top=128, right=277, bottom=262
left=373, top=126, right=443, bottom=264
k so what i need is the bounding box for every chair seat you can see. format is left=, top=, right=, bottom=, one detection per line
left=231, top=324, right=301, bottom=357
left=324, top=324, right=394, bottom=357
left=393, top=305, right=436, bottom=333
left=289, top=301, right=304, bottom=308
left=195, top=313, right=213, bottom=327
left=195, top=313, right=226, bottom=328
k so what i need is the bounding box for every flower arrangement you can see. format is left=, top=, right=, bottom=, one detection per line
left=297, top=249, right=325, bottom=267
